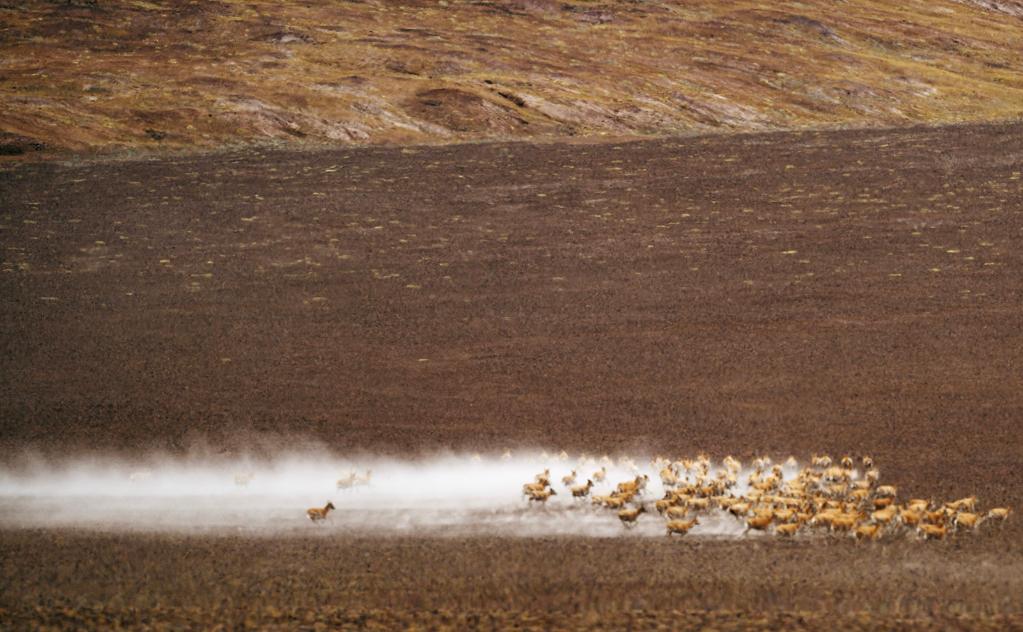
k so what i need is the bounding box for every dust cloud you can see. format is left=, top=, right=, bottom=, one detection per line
left=0, top=451, right=799, bottom=537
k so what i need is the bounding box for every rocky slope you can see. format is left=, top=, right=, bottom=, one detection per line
left=1, top=0, right=1022, bottom=154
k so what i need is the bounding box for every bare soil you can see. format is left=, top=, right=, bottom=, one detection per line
left=1, top=122, right=1022, bottom=628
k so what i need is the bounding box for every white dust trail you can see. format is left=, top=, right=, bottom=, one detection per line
left=0, top=452, right=801, bottom=537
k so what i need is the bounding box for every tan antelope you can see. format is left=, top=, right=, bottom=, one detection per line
left=775, top=523, right=800, bottom=537
left=666, top=517, right=699, bottom=537
left=987, top=507, right=1012, bottom=523
left=571, top=480, right=594, bottom=498
left=618, top=505, right=645, bottom=527
left=855, top=523, right=882, bottom=541
left=527, top=488, right=557, bottom=503
left=919, top=524, right=947, bottom=540
left=307, top=501, right=336, bottom=522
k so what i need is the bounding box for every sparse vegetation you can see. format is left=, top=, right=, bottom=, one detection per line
left=2, top=1, right=1023, bottom=154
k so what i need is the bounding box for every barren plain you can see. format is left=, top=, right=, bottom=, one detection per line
left=1, top=121, right=1022, bottom=628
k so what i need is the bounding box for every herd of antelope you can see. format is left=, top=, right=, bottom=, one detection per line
left=521, top=453, right=1011, bottom=540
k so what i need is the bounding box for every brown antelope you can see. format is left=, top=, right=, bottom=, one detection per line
left=561, top=470, right=577, bottom=487
left=592, top=467, right=607, bottom=483
left=872, top=496, right=894, bottom=510
left=527, top=488, right=557, bottom=503
left=665, top=506, right=690, bottom=520
left=745, top=513, right=773, bottom=533
left=666, top=517, right=699, bottom=537
left=899, top=509, right=923, bottom=527
left=618, top=505, right=645, bottom=526
left=919, top=524, right=947, bottom=540
left=775, top=523, right=800, bottom=537
left=855, top=523, right=882, bottom=541
left=307, top=502, right=335, bottom=522
left=522, top=481, right=548, bottom=496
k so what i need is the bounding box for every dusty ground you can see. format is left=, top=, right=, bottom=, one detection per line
left=2, top=532, right=1022, bottom=629
left=1, top=122, right=1022, bottom=628
left=3, top=0, right=1023, bottom=154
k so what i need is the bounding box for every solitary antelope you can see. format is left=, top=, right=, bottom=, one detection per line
left=307, top=501, right=336, bottom=522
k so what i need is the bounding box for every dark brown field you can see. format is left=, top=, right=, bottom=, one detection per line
left=2, top=122, right=1023, bottom=629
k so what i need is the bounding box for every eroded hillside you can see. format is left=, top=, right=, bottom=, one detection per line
left=1, top=0, right=1022, bottom=154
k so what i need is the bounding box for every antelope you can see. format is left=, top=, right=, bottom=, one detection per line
left=660, top=467, right=679, bottom=487
left=602, top=495, right=628, bottom=509
left=666, top=517, right=699, bottom=537
left=830, top=514, right=859, bottom=533
left=862, top=456, right=874, bottom=470
left=775, top=523, right=800, bottom=537
left=875, top=485, right=897, bottom=498
left=946, top=496, right=977, bottom=512
left=528, top=488, right=557, bottom=503
left=665, top=506, right=689, bottom=520
left=616, top=475, right=648, bottom=496
left=728, top=502, right=751, bottom=518
left=562, top=470, right=578, bottom=487
left=745, top=513, right=773, bottom=533
left=873, top=496, right=894, bottom=510
left=899, top=509, right=923, bottom=527
left=687, top=497, right=711, bottom=512
left=592, top=467, right=607, bottom=483
left=871, top=506, right=898, bottom=526
left=336, top=472, right=358, bottom=490
left=523, top=481, right=548, bottom=496
left=855, top=524, right=882, bottom=541
left=919, top=524, right=947, bottom=540
left=654, top=496, right=677, bottom=515
left=618, top=505, right=645, bottom=526
left=307, top=501, right=335, bottom=522
left=571, top=480, right=594, bottom=498
left=906, top=499, right=930, bottom=512
left=954, top=512, right=981, bottom=531
left=987, top=507, right=1012, bottom=523
left=534, top=469, right=551, bottom=486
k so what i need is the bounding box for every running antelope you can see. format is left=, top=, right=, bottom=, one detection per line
left=307, top=502, right=336, bottom=522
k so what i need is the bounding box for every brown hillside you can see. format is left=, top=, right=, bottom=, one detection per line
left=1, top=0, right=1022, bottom=155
